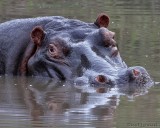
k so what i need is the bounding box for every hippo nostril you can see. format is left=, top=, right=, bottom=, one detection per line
left=95, top=75, right=107, bottom=84
left=132, top=69, right=140, bottom=77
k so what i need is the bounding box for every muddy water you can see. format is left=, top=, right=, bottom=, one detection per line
left=0, top=0, right=160, bottom=128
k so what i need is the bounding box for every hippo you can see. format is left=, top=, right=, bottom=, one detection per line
left=0, top=13, right=153, bottom=86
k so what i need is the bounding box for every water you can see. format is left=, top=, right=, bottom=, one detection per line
left=0, top=0, right=160, bottom=128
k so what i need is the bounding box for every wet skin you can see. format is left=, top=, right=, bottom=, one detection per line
left=0, top=14, right=153, bottom=86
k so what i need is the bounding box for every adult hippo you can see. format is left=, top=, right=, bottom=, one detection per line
left=0, top=14, right=153, bottom=86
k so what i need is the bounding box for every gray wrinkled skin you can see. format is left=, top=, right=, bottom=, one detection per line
left=0, top=16, right=153, bottom=87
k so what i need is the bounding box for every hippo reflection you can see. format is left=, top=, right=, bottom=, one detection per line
left=0, top=14, right=153, bottom=86
left=0, top=76, right=151, bottom=121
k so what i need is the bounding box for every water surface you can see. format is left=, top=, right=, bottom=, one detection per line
left=0, top=0, right=160, bottom=128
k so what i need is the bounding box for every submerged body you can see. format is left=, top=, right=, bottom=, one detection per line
left=0, top=14, right=153, bottom=86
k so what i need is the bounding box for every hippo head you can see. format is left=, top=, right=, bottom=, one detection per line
left=25, top=27, right=72, bottom=80
left=21, top=14, right=153, bottom=87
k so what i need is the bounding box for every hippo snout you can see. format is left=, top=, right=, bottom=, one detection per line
left=116, top=66, right=153, bottom=86
left=74, top=66, right=153, bottom=87
left=125, top=66, right=153, bottom=86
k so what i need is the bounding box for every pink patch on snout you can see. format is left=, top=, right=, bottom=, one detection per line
left=132, top=69, right=140, bottom=77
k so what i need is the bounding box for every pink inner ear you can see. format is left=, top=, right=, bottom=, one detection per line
left=133, top=69, right=140, bottom=77
left=100, top=15, right=109, bottom=27
left=96, top=13, right=110, bottom=28
left=31, top=26, right=45, bottom=46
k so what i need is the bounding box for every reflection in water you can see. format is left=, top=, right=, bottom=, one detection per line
left=0, top=76, right=152, bottom=127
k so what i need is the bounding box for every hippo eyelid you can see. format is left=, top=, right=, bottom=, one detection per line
left=48, top=44, right=56, bottom=53
left=48, top=44, right=60, bottom=59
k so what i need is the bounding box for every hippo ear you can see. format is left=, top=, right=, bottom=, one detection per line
left=95, top=13, right=110, bottom=28
left=31, top=26, right=45, bottom=46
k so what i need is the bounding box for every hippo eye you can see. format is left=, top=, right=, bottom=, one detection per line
left=49, top=47, right=54, bottom=53
left=48, top=44, right=56, bottom=54
left=48, top=44, right=59, bottom=58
